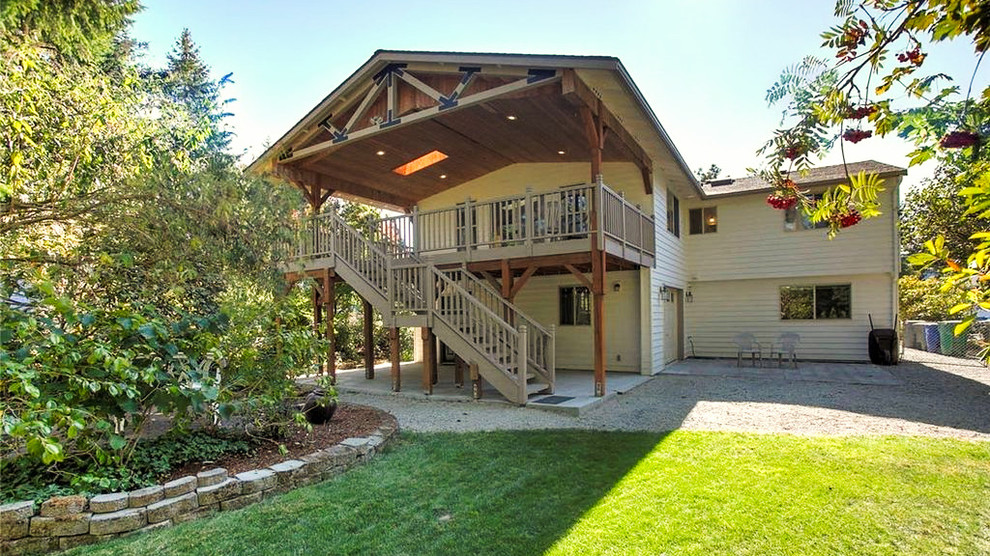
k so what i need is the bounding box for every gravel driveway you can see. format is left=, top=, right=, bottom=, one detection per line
left=341, top=355, right=990, bottom=440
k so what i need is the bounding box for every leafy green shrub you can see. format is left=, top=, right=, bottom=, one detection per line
left=899, top=275, right=969, bottom=321
left=1, top=278, right=227, bottom=467
left=1, top=431, right=255, bottom=505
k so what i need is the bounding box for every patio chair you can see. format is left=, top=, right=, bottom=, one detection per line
left=732, top=332, right=762, bottom=367
left=771, top=332, right=800, bottom=368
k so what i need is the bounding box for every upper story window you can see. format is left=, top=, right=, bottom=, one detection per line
left=666, top=191, right=680, bottom=237
left=784, top=195, right=828, bottom=231
left=688, top=207, right=717, bottom=235
left=559, top=286, right=591, bottom=326
left=780, top=284, right=851, bottom=320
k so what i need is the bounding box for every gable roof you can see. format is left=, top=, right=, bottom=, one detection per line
left=248, top=49, right=701, bottom=198
left=700, top=160, right=907, bottom=198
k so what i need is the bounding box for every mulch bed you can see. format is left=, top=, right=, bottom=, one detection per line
left=166, top=403, right=390, bottom=480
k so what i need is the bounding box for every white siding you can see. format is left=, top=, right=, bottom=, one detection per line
left=684, top=274, right=895, bottom=361
left=512, top=271, right=643, bottom=372
left=683, top=181, right=900, bottom=281
left=650, top=169, right=689, bottom=374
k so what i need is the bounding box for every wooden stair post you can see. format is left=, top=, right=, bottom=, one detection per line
left=324, top=271, right=336, bottom=378
left=390, top=327, right=401, bottom=392
left=470, top=362, right=481, bottom=400
left=363, top=299, right=374, bottom=379
left=422, top=327, right=435, bottom=395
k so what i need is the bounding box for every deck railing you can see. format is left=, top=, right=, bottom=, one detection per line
left=297, top=182, right=654, bottom=264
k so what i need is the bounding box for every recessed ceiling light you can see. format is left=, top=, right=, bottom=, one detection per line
left=506, top=115, right=517, bottom=121
left=557, top=150, right=566, bottom=155
left=376, top=150, right=385, bottom=156
left=440, top=174, right=447, bottom=179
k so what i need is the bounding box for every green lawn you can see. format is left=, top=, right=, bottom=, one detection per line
left=69, top=431, right=990, bottom=556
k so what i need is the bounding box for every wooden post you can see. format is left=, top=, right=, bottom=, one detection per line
left=390, top=327, right=401, bottom=392
left=470, top=362, right=482, bottom=400
left=431, top=335, right=439, bottom=385
left=422, top=327, right=435, bottom=395
left=591, top=183, right=607, bottom=398
left=363, top=299, right=374, bottom=379
left=517, top=325, right=529, bottom=405
left=454, top=355, right=465, bottom=388
left=312, top=284, right=323, bottom=375
left=324, top=271, right=336, bottom=378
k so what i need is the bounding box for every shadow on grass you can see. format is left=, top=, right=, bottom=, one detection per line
left=69, top=431, right=668, bottom=556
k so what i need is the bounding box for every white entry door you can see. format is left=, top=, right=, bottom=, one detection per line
left=664, top=288, right=683, bottom=364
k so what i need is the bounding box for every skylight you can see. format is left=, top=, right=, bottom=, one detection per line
left=392, top=150, right=448, bottom=176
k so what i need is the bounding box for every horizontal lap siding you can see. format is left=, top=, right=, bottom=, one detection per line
left=684, top=184, right=898, bottom=281
left=651, top=172, right=688, bottom=372
left=684, top=274, right=895, bottom=361
left=512, top=271, right=642, bottom=372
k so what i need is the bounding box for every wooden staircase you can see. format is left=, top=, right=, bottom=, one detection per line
left=294, top=210, right=555, bottom=404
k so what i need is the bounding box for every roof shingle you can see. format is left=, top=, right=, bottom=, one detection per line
left=701, top=160, right=907, bottom=198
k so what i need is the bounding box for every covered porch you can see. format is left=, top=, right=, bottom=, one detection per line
left=318, top=360, right=652, bottom=415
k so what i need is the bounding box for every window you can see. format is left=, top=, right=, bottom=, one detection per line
left=689, top=207, right=717, bottom=235
left=780, top=284, right=851, bottom=320
left=666, top=191, right=680, bottom=237
left=559, top=286, right=591, bottom=325
left=784, top=195, right=828, bottom=231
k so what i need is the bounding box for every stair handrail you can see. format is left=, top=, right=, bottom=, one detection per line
left=430, top=269, right=525, bottom=384
left=440, top=268, right=554, bottom=385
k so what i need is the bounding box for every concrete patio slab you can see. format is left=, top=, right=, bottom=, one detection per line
left=303, top=360, right=651, bottom=415
left=662, top=358, right=902, bottom=386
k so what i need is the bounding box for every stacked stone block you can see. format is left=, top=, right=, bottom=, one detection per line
left=0, top=417, right=399, bottom=555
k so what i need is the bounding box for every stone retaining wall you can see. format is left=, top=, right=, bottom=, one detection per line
left=0, top=417, right=398, bottom=555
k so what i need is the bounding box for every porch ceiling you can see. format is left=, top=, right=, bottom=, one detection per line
left=282, top=88, right=639, bottom=210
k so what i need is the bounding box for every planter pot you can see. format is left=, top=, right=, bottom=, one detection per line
left=302, top=389, right=337, bottom=425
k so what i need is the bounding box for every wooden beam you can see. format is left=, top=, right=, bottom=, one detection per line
left=422, top=328, right=435, bottom=395
left=463, top=252, right=594, bottom=273
left=363, top=299, right=374, bottom=380
left=579, top=105, right=602, bottom=181
left=563, top=69, right=654, bottom=193
left=564, top=264, right=594, bottom=290
left=500, top=259, right=512, bottom=300
left=390, top=327, right=401, bottom=392
left=284, top=73, right=562, bottom=162
left=479, top=270, right=503, bottom=293
left=509, top=265, right=537, bottom=299
left=272, top=164, right=415, bottom=211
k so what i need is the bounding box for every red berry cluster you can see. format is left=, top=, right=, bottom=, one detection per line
left=837, top=20, right=869, bottom=61
left=784, top=145, right=805, bottom=160
left=897, top=47, right=925, bottom=66
left=767, top=193, right=798, bottom=210
left=835, top=209, right=862, bottom=228
left=846, top=105, right=877, bottom=120
left=842, top=128, right=873, bottom=143
left=939, top=130, right=980, bottom=149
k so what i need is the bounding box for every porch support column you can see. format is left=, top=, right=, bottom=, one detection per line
left=453, top=355, right=465, bottom=388
left=390, top=327, right=401, bottom=392
left=324, top=270, right=336, bottom=378
left=312, top=283, right=323, bottom=375
left=591, top=191, right=607, bottom=398
left=422, top=327, right=435, bottom=395
left=470, top=362, right=482, bottom=400
left=363, top=299, right=374, bottom=379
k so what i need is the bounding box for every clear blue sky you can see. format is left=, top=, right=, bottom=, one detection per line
left=131, top=0, right=987, bottom=193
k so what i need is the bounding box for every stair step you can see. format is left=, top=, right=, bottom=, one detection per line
left=527, top=382, right=551, bottom=395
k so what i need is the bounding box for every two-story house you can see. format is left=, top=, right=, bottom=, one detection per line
left=248, top=50, right=904, bottom=405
